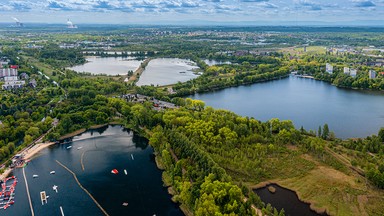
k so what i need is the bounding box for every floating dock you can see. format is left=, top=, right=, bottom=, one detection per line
left=40, top=191, right=47, bottom=205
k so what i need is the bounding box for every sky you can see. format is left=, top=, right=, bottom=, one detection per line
left=0, top=0, right=383, bottom=25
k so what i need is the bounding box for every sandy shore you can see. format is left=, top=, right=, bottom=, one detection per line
left=23, top=142, right=56, bottom=160
left=0, top=142, right=56, bottom=180
left=0, top=169, right=13, bottom=181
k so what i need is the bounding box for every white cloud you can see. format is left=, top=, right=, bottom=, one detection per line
left=0, top=0, right=382, bottom=24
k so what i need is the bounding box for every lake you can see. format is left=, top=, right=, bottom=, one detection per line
left=68, top=56, right=142, bottom=75
left=3, top=126, right=182, bottom=216
left=254, top=184, right=327, bottom=216
left=136, top=58, right=199, bottom=86
left=190, top=76, right=384, bottom=139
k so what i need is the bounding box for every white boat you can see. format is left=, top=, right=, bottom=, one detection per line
left=50, top=171, right=55, bottom=174
left=33, top=175, right=38, bottom=178
left=124, top=169, right=127, bottom=175
left=66, top=146, right=72, bottom=149
left=53, top=185, right=58, bottom=193
left=77, top=147, right=83, bottom=150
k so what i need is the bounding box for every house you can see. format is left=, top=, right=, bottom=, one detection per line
left=19, top=72, right=29, bottom=80
left=29, top=79, right=37, bottom=88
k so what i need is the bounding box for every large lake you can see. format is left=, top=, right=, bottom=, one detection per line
left=190, top=76, right=384, bottom=139
left=4, top=126, right=182, bottom=216
left=68, top=56, right=142, bottom=75
left=136, top=58, right=199, bottom=86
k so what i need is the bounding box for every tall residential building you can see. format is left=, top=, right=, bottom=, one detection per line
left=350, top=69, right=357, bottom=78
left=0, top=68, right=18, bottom=78
left=1, top=68, right=25, bottom=90
left=343, top=67, right=350, bottom=74
left=326, top=63, right=333, bottom=74
left=369, top=70, right=376, bottom=79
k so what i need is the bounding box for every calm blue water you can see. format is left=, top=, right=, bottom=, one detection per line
left=254, top=184, right=327, bottom=216
left=190, top=76, right=384, bottom=139
left=2, top=126, right=182, bottom=216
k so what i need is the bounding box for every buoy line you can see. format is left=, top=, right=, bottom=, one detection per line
left=55, top=160, right=109, bottom=216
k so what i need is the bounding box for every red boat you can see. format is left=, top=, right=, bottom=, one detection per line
left=111, top=169, right=118, bottom=174
left=0, top=176, right=17, bottom=210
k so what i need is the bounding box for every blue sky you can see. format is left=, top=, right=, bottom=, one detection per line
left=0, top=0, right=383, bottom=25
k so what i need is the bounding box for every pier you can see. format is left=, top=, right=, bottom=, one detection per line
left=22, top=167, right=35, bottom=216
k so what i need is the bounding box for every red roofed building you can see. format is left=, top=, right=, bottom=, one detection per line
left=10, top=65, right=19, bottom=69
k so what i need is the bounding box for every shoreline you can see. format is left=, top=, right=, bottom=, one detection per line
left=0, top=142, right=56, bottom=180
left=251, top=181, right=329, bottom=215
left=1, top=123, right=122, bottom=180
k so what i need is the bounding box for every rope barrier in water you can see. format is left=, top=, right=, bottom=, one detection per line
left=22, top=167, right=35, bottom=216
left=55, top=160, right=109, bottom=216
left=81, top=152, right=85, bottom=171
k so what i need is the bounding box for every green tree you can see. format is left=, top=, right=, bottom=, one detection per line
left=322, top=124, right=329, bottom=140
left=378, top=128, right=384, bottom=142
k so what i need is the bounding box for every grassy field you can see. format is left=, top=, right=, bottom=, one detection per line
left=281, top=46, right=327, bottom=55
left=237, top=145, right=384, bottom=216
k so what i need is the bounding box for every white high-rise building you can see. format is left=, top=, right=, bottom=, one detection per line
left=350, top=69, right=357, bottom=78
left=343, top=67, right=350, bottom=74
left=326, top=63, right=333, bottom=74
left=1, top=68, right=25, bottom=90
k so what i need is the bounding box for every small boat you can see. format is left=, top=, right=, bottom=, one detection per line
left=122, top=202, right=128, bottom=206
left=53, top=185, right=58, bottom=193
left=77, top=147, right=83, bottom=150
left=66, top=146, right=72, bottom=149
left=124, top=169, right=127, bottom=175
left=33, top=175, right=39, bottom=178
left=111, top=169, right=118, bottom=174
left=50, top=171, right=55, bottom=174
